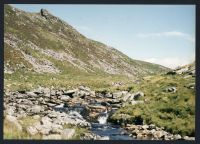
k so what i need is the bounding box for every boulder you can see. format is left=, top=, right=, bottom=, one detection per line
left=4, top=106, right=15, bottom=116
left=51, top=124, right=63, bottom=134
left=122, top=93, right=131, bottom=102
left=183, top=136, right=195, bottom=140
left=26, top=126, right=38, bottom=136
left=29, top=105, right=44, bottom=113
left=35, top=124, right=51, bottom=135
left=148, top=124, right=156, bottom=130
left=134, top=92, right=144, bottom=100
left=113, top=92, right=123, bottom=99
left=60, top=95, right=71, bottom=102
left=63, top=89, right=78, bottom=96
left=78, top=86, right=91, bottom=92
left=173, top=134, right=182, bottom=140
left=141, top=125, right=149, bottom=130
left=105, top=93, right=112, bottom=98
left=154, top=131, right=164, bottom=138
left=26, top=92, right=37, bottom=97
left=5, top=115, right=22, bottom=131
left=41, top=116, right=52, bottom=126
left=61, top=128, right=75, bottom=139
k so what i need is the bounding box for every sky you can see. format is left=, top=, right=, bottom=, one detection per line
left=11, top=4, right=195, bottom=69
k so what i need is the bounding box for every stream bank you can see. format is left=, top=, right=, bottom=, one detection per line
left=4, top=86, right=194, bottom=140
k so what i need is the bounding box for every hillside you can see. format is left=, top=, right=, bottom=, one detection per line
left=4, top=5, right=169, bottom=86
left=3, top=5, right=195, bottom=140
left=110, top=62, right=195, bottom=137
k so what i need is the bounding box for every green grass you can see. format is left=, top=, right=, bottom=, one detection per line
left=4, top=4, right=170, bottom=79
left=110, top=74, right=195, bottom=137
left=4, top=4, right=194, bottom=139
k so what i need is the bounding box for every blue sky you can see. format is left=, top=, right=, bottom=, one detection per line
left=11, top=4, right=195, bottom=68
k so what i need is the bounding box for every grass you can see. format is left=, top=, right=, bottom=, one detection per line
left=63, top=124, right=90, bottom=140
left=4, top=116, right=42, bottom=139
left=4, top=4, right=194, bottom=139
left=110, top=74, right=195, bottom=137
left=4, top=116, right=89, bottom=140
left=4, top=4, right=170, bottom=80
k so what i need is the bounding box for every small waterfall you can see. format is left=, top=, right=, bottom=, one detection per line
left=97, top=109, right=109, bottom=124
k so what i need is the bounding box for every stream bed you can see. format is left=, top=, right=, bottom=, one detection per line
left=91, top=122, right=134, bottom=140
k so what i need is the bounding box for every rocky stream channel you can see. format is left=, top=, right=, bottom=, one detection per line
left=4, top=86, right=194, bottom=140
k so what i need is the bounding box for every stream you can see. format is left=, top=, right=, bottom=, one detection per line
left=54, top=103, right=135, bottom=140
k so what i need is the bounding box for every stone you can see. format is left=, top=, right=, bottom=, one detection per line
left=69, top=111, right=83, bottom=119
left=154, top=131, right=164, bottom=138
left=63, top=89, right=78, bottom=96
left=26, top=126, right=38, bottom=136
left=174, top=134, right=182, bottom=140
left=107, top=99, right=121, bottom=104
left=101, top=102, right=110, bottom=107
left=141, top=125, right=149, bottom=130
left=98, top=136, right=109, bottom=140
left=42, top=134, right=62, bottom=140
left=134, top=92, right=144, bottom=100
left=176, top=67, right=189, bottom=74
left=148, top=124, right=156, bottom=130
left=4, top=106, right=15, bottom=116
left=166, top=87, right=177, bottom=93
left=26, top=92, right=37, bottom=97
left=78, top=86, right=91, bottom=92
left=61, top=128, right=75, bottom=139
left=186, top=83, right=195, bottom=89
left=112, top=92, right=123, bottom=99
left=41, top=116, right=52, bottom=126
left=36, top=124, right=51, bottom=135
left=60, top=95, right=70, bottom=102
left=105, top=93, right=112, bottom=98
left=5, top=115, right=22, bottom=131
left=111, top=104, right=121, bottom=108
left=29, top=105, right=44, bottom=113
left=123, top=93, right=131, bottom=102
left=136, top=133, right=143, bottom=139
left=33, top=115, right=40, bottom=120
left=51, top=124, right=63, bottom=134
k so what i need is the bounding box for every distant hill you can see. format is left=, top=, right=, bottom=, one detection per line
left=4, top=5, right=170, bottom=79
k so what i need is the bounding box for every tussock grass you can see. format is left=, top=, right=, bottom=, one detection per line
left=110, top=75, right=195, bottom=137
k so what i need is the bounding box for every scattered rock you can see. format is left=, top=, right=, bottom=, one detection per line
left=41, top=116, right=52, bottom=126
left=29, top=105, right=44, bottom=113
left=173, top=134, right=182, bottom=140
left=165, top=87, right=177, bottom=93
left=60, top=95, right=71, bottom=101
left=61, top=128, right=75, bottom=139
left=5, top=115, right=22, bottom=131
left=26, top=126, right=38, bottom=136
left=33, top=115, right=40, bottom=120
left=134, top=92, right=144, bottom=100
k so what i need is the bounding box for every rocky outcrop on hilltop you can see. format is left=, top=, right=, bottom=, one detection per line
left=4, top=4, right=169, bottom=77
left=167, top=62, right=195, bottom=77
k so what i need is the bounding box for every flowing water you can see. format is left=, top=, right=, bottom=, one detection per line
left=53, top=103, right=134, bottom=140
left=91, top=111, right=134, bottom=140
